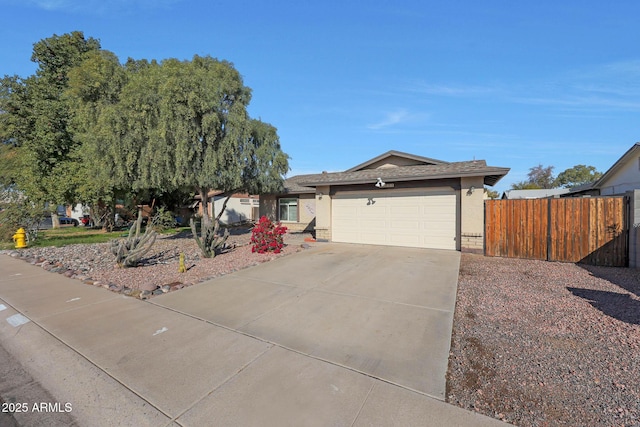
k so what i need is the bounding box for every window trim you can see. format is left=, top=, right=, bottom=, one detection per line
left=278, top=197, right=299, bottom=222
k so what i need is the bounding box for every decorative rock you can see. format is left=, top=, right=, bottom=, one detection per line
left=122, top=287, right=133, bottom=296
left=83, top=279, right=94, bottom=285
left=93, top=281, right=103, bottom=287
left=161, top=285, right=171, bottom=293
left=300, top=243, right=311, bottom=249
left=102, top=283, right=110, bottom=289
left=139, top=282, right=159, bottom=292
left=139, top=290, right=152, bottom=299
left=152, top=289, right=164, bottom=296
left=108, top=283, right=122, bottom=292
left=63, top=270, right=75, bottom=278
left=129, top=289, right=142, bottom=299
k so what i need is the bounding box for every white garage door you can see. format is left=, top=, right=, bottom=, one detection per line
left=331, top=188, right=457, bottom=250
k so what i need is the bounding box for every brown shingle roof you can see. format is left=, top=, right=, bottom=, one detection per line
left=298, top=160, right=509, bottom=187
left=282, top=174, right=317, bottom=194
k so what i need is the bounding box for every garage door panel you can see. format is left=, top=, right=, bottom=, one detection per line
left=389, top=206, right=421, bottom=215
left=359, top=219, right=387, bottom=228
left=389, top=220, right=419, bottom=230
left=359, top=233, right=387, bottom=245
left=389, top=233, right=421, bottom=245
left=334, top=206, right=359, bottom=217
left=332, top=190, right=456, bottom=250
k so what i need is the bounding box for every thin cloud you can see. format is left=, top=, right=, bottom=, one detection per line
left=21, top=0, right=181, bottom=13
left=24, top=0, right=70, bottom=10
left=513, top=60, right=640, bottom=112
left=511, top=95, right=640, bottom=111
left=405, top=81, right=498, bottom=97
left=367, top=109, right=429, bottom=130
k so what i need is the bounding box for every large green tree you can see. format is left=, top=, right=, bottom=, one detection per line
left=510, top=164, right=555, bottom=190
left=66, top=49, right=131, bottom=226
left=79, top=55, right=289, bottom=227
left=0, top=32, right=101, bottom=226
left=554, top=164, right=602, bottom=188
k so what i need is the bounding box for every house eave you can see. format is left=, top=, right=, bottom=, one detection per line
left=592, top=142, right=640, bottom=189
left=299, top=168, right=510, bottom=187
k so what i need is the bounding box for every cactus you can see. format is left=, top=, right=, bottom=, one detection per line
left=178, top=252, right=187, bottom=273
left=110, top=211, right=157, bottom=267
left=190, top=217, right=229, bottom=258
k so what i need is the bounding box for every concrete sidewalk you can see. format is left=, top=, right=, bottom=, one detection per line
left=0, top=248, right=509, bottom=426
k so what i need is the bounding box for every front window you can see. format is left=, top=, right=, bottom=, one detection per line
left=279, top=198, right=298, bottom=222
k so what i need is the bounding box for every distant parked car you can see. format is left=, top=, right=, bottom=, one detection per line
left=59, top=216, right=79, bottom=226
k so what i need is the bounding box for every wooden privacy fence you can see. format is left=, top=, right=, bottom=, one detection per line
left=485, top=197, right=629, bottom=267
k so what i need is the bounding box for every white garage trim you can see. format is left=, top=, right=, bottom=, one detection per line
left=331, top=188, right=457, bottom=250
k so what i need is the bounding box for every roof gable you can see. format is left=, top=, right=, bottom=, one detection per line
left=345, top=150, right=448, bottom=172
left=593, top=143, right=640, bottom=190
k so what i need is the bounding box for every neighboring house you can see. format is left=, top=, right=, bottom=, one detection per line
left=502, top=188, right=570, bottom=199
left=63, top=203, right=89, bottom=221
left=568, top=142, right=640, bottom=197
left=260, top=150, right=509, bottom=253
left=196, top=191, right=259, bottom=225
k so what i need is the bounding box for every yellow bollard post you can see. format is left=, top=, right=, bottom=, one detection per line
left=12, top=228, right=27, bottom=249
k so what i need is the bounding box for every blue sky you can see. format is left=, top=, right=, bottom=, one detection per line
left=1, top=0, right=639, bottom=194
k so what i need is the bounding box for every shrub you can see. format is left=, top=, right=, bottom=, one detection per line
left=251, top=216, right=287, bottom=254
left=0, top=189, right=46, bottom=243
left=151, top=207, right=176, bottom=232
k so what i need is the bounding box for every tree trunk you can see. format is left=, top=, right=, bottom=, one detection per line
left=198, top=188, right=211, bottom=229
left=215, top=194, right=233, bottom=222
left=51, top=211, right=60, bottom=229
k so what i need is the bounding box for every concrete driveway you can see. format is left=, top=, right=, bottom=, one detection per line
left=0, top=244, right=511, bottom=426
left=155, top=243, right=461, bottom=399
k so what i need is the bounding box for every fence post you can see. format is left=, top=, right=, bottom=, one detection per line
left=629, top=190, right=640, bottom=268
left=546, top=198, right=552, bottom=261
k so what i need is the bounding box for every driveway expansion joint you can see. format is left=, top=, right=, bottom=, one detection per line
left=147, top=299, right=447, bottom=402
left=0, top=297, right=173, bottom=420
left=168, top=344, right=274, bottom=424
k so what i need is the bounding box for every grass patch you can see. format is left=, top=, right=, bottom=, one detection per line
left=30, top=228, right=122, bottom=248
left=1, top=225, right=190, bottom=250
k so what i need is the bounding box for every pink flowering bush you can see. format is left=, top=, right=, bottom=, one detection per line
left=251, top=216, right=288, bottom=254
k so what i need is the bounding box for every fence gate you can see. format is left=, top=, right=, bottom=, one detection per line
left=485, top=197, right=629, bottom=267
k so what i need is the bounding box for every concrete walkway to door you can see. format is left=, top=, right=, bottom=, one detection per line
left=0, top=244, right=509, bottom=426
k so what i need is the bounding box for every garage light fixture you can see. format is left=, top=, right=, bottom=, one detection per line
left=375, top=177, right=386, bottom=188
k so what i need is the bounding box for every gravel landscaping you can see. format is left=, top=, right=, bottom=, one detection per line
left=2, top=228, right=314, bottom=298
left=447, top=253, right=640, bottom=427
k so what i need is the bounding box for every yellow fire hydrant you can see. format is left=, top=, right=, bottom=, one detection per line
left=13, top=228, right=27, bottom=249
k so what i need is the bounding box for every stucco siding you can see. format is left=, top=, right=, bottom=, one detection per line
left=460, top=176, right=485, bottom=253
left=599, top=156, right=640, bottom=195
left=259, top=195, right=277, bottom=221
left=212, top=196, right=258, bottom=224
